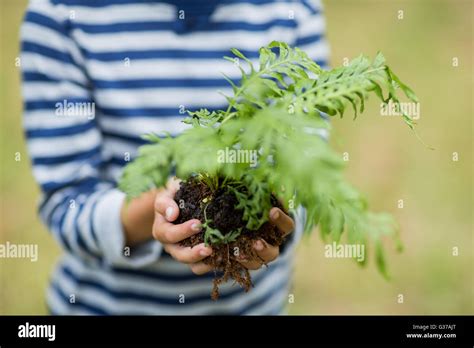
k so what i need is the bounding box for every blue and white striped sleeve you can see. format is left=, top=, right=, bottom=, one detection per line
left=20, top=0, right=162, bottom=267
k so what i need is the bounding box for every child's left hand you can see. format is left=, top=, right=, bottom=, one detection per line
left=237, top=207, right=295, bottom=270
left=190, top=207, right=295, bottom=274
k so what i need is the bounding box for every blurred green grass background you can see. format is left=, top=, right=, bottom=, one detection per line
left=0, top=0, right=472, bottom=314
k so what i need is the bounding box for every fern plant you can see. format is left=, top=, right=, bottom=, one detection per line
left=119, top=41, right=418, bottom=278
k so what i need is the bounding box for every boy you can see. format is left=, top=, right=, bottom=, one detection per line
left=21, top=0, right=329, bottom=314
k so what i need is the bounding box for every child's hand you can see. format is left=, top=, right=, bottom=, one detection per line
left=236, top=207, right=295, bottom=271
left=123, top=177, right=294, bottom=275
left=179, top=207, right=295, bottom=275
left=154, top=178, right=295, bottom=275
left=153, top=178, right=213, bottom=274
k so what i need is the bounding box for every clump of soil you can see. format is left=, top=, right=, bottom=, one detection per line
left=173, top=177, right=286, bottom=300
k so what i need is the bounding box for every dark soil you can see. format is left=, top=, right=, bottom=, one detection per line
left=173, top=177, right=286, bottom=300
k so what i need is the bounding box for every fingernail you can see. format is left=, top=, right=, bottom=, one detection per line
left=271, top=209, right=279, bottom=220
left=199, top=247, right=212, bottom=257
left=191, top=223, right=202, bottom=232
left=165, top=207, right=174, bottom=220
left=254, top=240, right=264, bottom=251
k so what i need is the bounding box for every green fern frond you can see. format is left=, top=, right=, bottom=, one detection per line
left=118, top=41, right=418, bottom=277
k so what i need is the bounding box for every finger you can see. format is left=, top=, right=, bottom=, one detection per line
left=155, top=195, right=180, bottom=222
left=237, top=240, right=278, bottom=269
left=253, top=239, right=279, bottom=263
left=164, top=243, right=212, bottom=264
left=270, top=207, right=295, bottom=236
left=166, top=177, right=181, bottom=195
left=152, top=215, right=202, bottom=244
left=236, top=247, right=264, bottom=270
left=189, top=262, right=213, bottom=275
left=238, top=258, right=263, bottom=270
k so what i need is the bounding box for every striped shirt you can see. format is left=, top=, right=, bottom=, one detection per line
left=20, top=0, right=329, bottom=315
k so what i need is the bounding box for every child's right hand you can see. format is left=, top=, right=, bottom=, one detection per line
left=152, top=178, right=214, bottom=275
